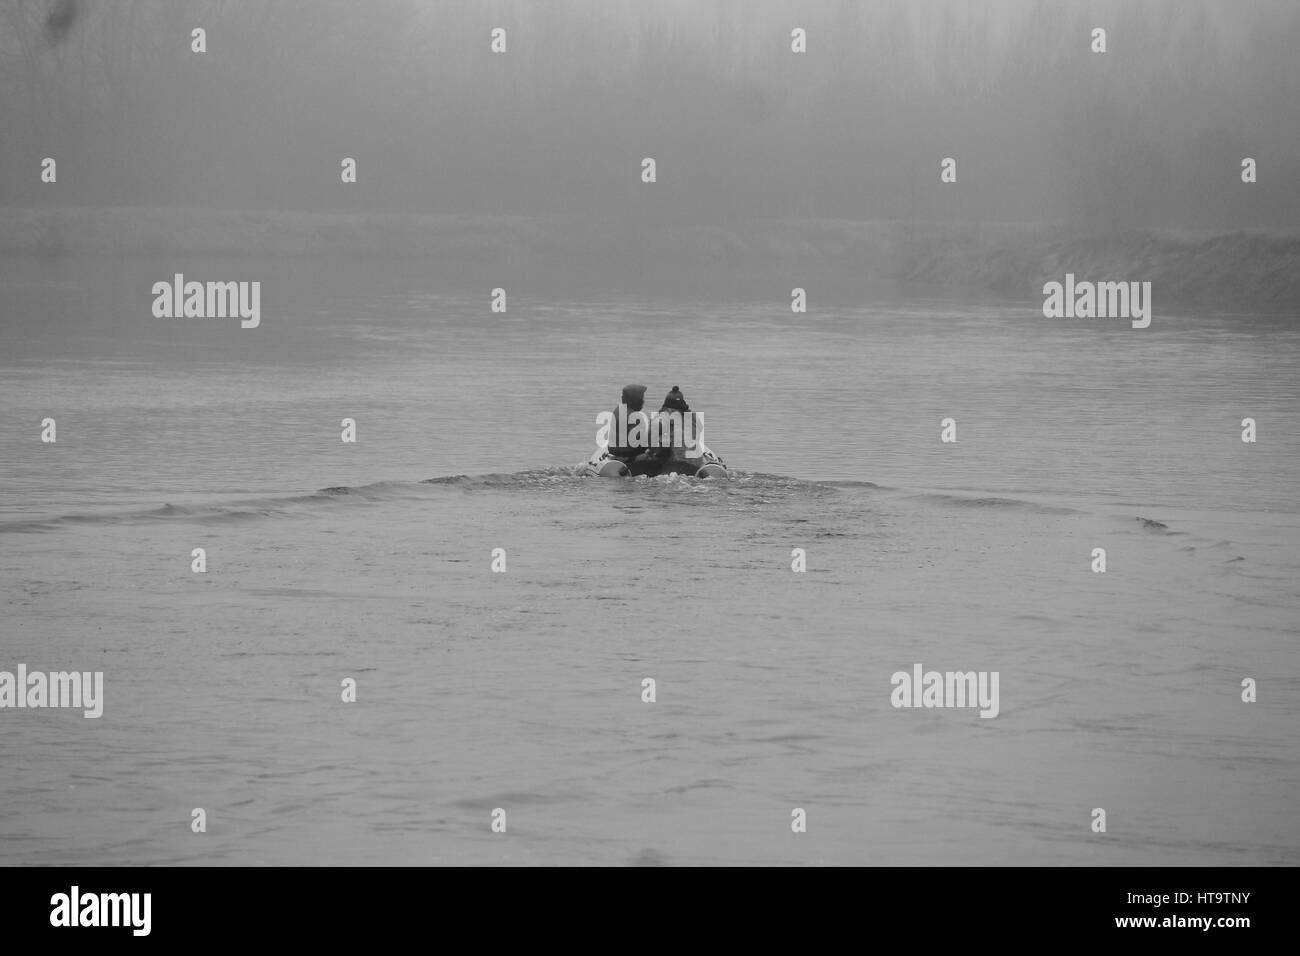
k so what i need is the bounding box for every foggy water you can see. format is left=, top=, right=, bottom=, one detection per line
left=1, top=256, right=1297, bottom=865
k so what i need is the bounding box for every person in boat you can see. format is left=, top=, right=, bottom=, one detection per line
left=649, top=385, right=721, bottom=471
left=605, top=383, right=651, bottom=465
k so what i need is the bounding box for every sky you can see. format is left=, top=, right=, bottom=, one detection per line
left=2, top=0, right=1297, bottom=229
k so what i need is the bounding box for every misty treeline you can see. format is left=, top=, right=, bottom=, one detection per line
left=2, top=0, right=1298, bottom=230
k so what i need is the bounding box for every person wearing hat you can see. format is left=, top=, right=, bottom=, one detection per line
left=650, top=385, right=720, bottom=471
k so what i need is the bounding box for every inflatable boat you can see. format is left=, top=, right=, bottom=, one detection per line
left=584, top=386, right=727, bottom=478
left=582, top=447, right=728, bottom=479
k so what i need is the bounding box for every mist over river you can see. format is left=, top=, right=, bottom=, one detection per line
left=1, top=255, right=1296, bottom=865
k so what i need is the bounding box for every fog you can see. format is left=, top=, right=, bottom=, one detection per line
left=2, top=0, right=1299, bottom=230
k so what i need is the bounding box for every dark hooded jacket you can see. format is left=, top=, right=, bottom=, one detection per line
left=607, top=384, right=649, bottom=460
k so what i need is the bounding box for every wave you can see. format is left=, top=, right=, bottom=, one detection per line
left=0, top=472, right=1193, bottom=540
left=0, top=483, right=404, bottom=534
left=421, top=467, right=584, bottom=487
left=0, top=467, right=840, bottom=533
left=905, top=491, right=1080, bottom=516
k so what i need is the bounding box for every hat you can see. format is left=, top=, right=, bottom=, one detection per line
left=620, top=384, right=647, bottom=412
left=660, top=385, right=690, bottom=413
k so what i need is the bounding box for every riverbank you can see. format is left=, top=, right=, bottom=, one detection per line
left=4, top=206, right=1298, bottom=311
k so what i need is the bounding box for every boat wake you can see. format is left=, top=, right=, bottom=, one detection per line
left=0, top=468, right=845, bottom=533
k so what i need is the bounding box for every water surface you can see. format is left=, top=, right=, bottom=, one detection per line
left=1, top=256, right=1296, bottom=865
